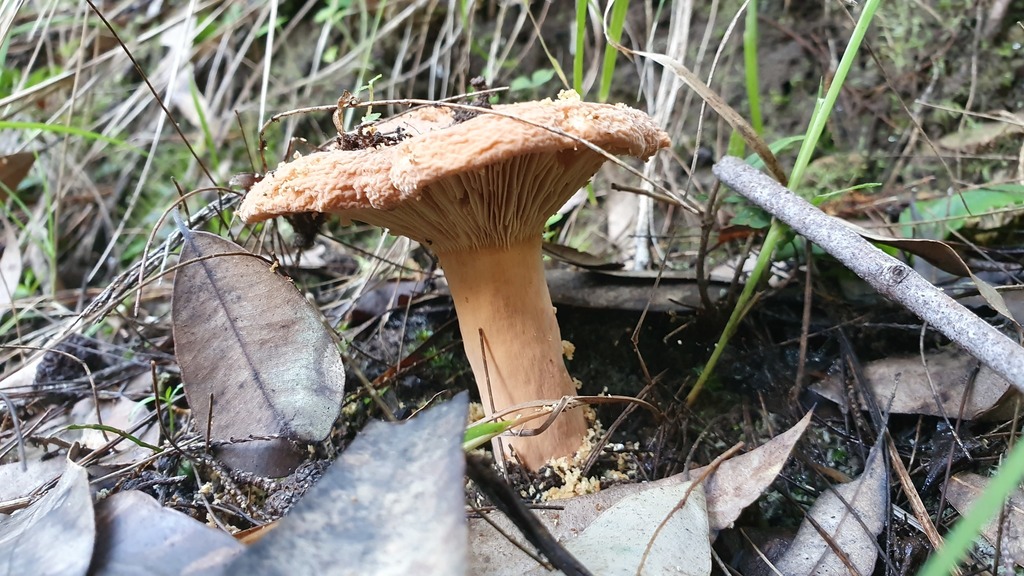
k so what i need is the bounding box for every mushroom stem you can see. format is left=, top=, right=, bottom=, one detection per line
left=437, top=237, right=588, bottom=470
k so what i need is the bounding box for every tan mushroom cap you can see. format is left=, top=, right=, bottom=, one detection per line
left=238, top=91, right=670, bottom=252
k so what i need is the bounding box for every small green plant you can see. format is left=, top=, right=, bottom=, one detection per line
left=690, top=0, right=883, bottom=405
left=573, top=0, right=587, bottom=93
left=356, top=74, right=384, bottom=124
left=314, top=0, right=355, bottom=26
left=136, top=381, right=186, bottom=437
left=725, top=200, right=771, bottom=230
left=508, top=69, right=556, bottom=98
left=542, top=213, right=564, bottom=242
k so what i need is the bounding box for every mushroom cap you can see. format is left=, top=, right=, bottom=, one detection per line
left=238, top=92, right=670, bottom=252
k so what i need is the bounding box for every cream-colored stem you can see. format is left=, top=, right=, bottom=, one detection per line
left=437, top=238, right=588, bottom=470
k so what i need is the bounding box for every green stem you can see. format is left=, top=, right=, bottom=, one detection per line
left=573, top=0, right=587, bottom=94
left=689, top=0, right=883, bottom=404
left=743, top=0, right=763, bottom=135
left=66, top=424, right=161, bottom=452
left=598, top=0, right=630, bottom=102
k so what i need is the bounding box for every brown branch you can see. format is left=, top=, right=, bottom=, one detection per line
left=713, top=156, right=1024, bottom=389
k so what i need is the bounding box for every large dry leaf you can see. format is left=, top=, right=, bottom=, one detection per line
left=850, top=223, right=1018, bottom=323
left=695, top=410, right=813, bottom=530
left=90, top=490, right=244, bottom=576
left=937, top=118, right=1024, bottom=152
left=946, top=472, right=1024, bottom=569
left=0, top=458, right=67, bottom=504
left=172, top=231, right=345, bottom=476
left=0, top=217, right=22, bottom=313
left=812, top=348, right=1015, bottom=420
left=774, top=442, right=888, bottom=575
left=851, top=224, right=972, bottom=278
left=0, top=461, right=94, bottom=576
left=226, top=393, right=469, bottom=576
left=469, top=412, right=813, bottom=575
left=965, top=289, right=1024, bottom=336
left=528, top=483, right=711, bottom=576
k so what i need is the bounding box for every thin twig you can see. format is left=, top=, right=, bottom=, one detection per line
left=467, top=499, right=553, bottom=570
left=885, top=433, right=949, bottom=567
left=0, top=392, right=26, bottom=471
left=637, top=441, right=745, bottom=574
left=465, top=455, right=592, bottom=576
left=713, top=156, right=1024, bottom=388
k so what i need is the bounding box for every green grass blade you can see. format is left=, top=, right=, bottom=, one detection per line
left=598, top=0, right=630, bottom=102
left=573, top=0, right=588, bottom=94
left=689, top=0, right=883, bottom=405
left=743, top=0, right=763, bottom=135
left=790, top=0, right=882, bottom=190
left=189, top=78, right=218, bottom=167
left=463, top=419, right=515, bottom=452
left=65, top=424, right=161, bottom=452
left=0, top=121, right=147, bottom=155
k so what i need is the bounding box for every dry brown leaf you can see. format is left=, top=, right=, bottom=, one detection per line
left=468, top=412, right=813, bottom=574
left=937, top=119, right=1024, bottom=152
left=0, top=461, right=94, bottom=576
left=91, top=490, right=243, bottom=576
left=812, top=348, right=1016, bottom=420
left=227, top=394, right=468, bottom=576
left=692, top=410, right=814, bottom=530
left=527, top=483, right=711, bottom=576
left=774, top=442, right=888, bottom=575
left=545, top=269, right=724, bottom=312
left=347, top=279, right=428, bottom=323
left=853, top=226, right=971, bottom=277
left=470, top=482, right=711, bottom=576
left=0, top=152, right=35, bottom=201
left=0, top=458, right=67, bottom=503
left=172, top=231, right=346, bottom=476
left=848, top=220, right=1018, bottom=324
left=946, top=472, right=1024, bottom=569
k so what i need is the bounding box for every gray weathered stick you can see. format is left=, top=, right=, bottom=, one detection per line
left=713, top=155, right=1024, bottom=389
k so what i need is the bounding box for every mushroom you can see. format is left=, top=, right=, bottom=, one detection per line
left=238, top=91, right=670, bottom=470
